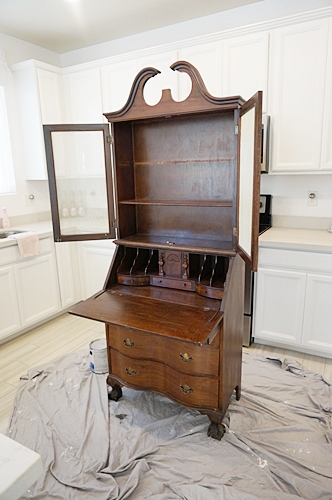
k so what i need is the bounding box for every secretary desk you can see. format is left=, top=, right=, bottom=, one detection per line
left=44, top=61, right=262, bottom=439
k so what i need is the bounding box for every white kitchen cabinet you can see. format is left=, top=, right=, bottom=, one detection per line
left=302, top=274, right=332, bottom=352
left=0, top=266, right=21, bottom=340
left=321, top=17, right=332, bottom=171
left=254, top=247, right=332, bottom=357
left=62, top=69, right=106, bottom=178
left=269, top=19, right=329, bottom=173
left=12, top=60, right=64, bottom=180
left=77, top=240, right=115, bottom=300
left=254, top=267, right=306, bottom=345
left=64, top=68, right=104, bottom=123
left=15, top=252, right=61, bottom=328
left=55, top=242, right=82, bottom=308
left=178, top=41, right=222, bottom=99
left=222, top=32, right=269, bottom=112
left=101, top=59, right=139, bottom=112
left=0, top=236, right=63, bottom=342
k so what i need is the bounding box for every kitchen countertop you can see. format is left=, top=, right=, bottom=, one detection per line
left=259, top=227, right=332, bottom=253
left=0, top=221, right=53, bottom=249
left=0, top=434, right=43, bottom=500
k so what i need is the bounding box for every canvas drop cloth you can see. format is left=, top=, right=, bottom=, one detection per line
left=6, top=350, right=332, bottom=500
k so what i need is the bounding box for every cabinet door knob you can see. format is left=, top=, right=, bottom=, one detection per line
left=180, top=384, right=193, bottom=394
left=125, top=367, right=136, bottom=376
left=123, top=338, right=134, bottom=348
left=179, top=352, right=193, bottom=363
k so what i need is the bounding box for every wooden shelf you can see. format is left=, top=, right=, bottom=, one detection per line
left=119, top=199, right=233, bottom=207
left=115, top=234, right=236, bottom=256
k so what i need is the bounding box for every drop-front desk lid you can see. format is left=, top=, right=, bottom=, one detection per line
left=70, top=284, right=223, bottom=345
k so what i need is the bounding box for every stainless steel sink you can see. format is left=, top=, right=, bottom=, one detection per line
left=0, top=230, right=27, bottom=239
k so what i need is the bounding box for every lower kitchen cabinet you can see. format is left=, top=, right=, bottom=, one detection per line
left=77, top=239, right=115, bottom=300
left=302, top=273, right=332, bottom=352
left=14, top=252, right=60, bottom=328
left=0, top=265, right=21, bottom=339
left=0, top=237, right=61, bottom=342
left=253, top=247, right=332, bottom=357
left=55, top=242, right=82, bottom=308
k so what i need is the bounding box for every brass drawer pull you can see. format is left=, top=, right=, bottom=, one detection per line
left=123, top=338, right=134, bottom=348
left=179, top=352, right=193, bottom=363
left=125, top=367, right=136, bottom=376
left=180, top=384, right=193, bottom=394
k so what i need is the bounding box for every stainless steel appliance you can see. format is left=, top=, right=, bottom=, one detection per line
left=243, top=194, right=272, bottom=346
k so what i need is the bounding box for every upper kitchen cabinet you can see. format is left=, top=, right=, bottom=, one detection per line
left=321, top=18, right=332, bottom=171
left=101, top=60, right=139, bottom=113
left=12, top=60, right=65, bottom=180
left=177, top=42, right=222, bottom=99
left=269, top=19, right=329, bottom=173
left=222, top=32, right=269, bottom=113
left=63, top=68, right=104, bottom=123
left=62, top=68, right=107, bottom=178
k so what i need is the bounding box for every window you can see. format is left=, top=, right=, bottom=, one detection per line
left=0, top=85, right=16, bottom=194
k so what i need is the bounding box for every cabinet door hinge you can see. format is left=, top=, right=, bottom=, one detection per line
left=107, top=135, right=114, bottom=145
left=233, top=227, right=237, bottom=237
left=112, top=219, right=118, bottom=229
left=235, top=125, right=239, bottom=135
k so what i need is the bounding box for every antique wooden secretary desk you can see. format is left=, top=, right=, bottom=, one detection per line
left=44, top=62, right=262, bottom=439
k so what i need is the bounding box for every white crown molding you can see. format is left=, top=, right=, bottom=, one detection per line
left=10, top=58, right=63, bottom=73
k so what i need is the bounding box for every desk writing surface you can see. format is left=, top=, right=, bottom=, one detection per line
left=71, top=285, right=223, bottom=344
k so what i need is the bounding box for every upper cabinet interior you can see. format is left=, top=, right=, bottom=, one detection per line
left=104, top=61, right=262, bottom=270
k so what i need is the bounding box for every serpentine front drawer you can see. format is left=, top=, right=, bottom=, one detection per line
left=110, top=349, right=219, bottom=409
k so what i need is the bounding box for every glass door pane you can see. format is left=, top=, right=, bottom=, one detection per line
left=44, top=124, right=116, bottom=242
left=237, top=91, right=262, bottom=271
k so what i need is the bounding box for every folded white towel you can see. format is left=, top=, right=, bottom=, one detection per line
left=10, top=231, right=40, bottom=258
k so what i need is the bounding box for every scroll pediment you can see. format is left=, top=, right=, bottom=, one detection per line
left=104, top=61, right=244, bottom=122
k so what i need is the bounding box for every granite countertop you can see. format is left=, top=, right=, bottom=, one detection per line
left=259, top=227, right=332, bottom=253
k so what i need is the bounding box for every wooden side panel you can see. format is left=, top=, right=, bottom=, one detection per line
left=219, top=254, right=244, bottom=411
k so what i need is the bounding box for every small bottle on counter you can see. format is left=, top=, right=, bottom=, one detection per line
left=69, top=191, right=78, bottom=217
left=1, top=207, right=10, bottom=229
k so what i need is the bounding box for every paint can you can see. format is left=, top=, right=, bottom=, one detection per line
left=89, top=338, right=108, bottom=374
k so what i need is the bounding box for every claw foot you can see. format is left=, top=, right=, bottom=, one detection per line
left=207, top=422, right=225, bottom=440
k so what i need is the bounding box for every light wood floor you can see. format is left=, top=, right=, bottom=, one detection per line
left=1, top=313, right=331, bottom=435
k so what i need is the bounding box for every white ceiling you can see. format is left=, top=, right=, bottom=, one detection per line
left=0, top=0, right=262, bottom=54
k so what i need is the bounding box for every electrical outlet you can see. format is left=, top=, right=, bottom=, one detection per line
left=307, top=191, right=318, bottom=206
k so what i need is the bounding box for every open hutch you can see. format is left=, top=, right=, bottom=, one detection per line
left=44, top=61, right=262, bottom=439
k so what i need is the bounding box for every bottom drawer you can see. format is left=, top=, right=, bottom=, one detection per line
left=110, top=350, right=219, bottom=409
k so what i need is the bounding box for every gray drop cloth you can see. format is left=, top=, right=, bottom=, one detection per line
left=6, top=351, right=332, bottom=500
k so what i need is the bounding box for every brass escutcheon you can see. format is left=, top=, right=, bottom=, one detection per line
left=180, top=384, right=193, bottom=394
left=125, top=367, right=136, bottom=376
left=123, top=338, right=134, bottom=348
left=179, top=352, right=193, bottom=363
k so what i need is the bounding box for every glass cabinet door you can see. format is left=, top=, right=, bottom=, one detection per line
left=237, top=91, right=262, bottom=271
left=44, top=124, right=116, bottom=242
